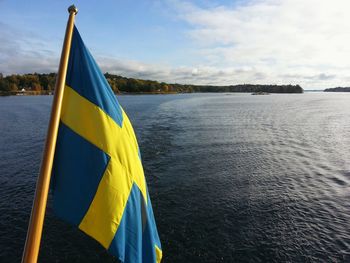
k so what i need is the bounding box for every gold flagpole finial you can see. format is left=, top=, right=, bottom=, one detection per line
left=68, top=5, right=78, bottom=14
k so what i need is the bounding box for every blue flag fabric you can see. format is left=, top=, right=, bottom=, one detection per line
left=51, top=26, right=162, bottom=263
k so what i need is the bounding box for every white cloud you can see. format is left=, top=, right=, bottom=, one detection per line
left=0, top=22, right=59, bottom=75
left=3, top=1, right=350, bottom=89
left=166, top=0, right=350, bottom=88
left=99, top=0, right=350, bottom=89
left=97, top=56, right=273, bottom=85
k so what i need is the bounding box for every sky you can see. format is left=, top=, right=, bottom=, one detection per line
left=1, top=0, right=350, bottom=89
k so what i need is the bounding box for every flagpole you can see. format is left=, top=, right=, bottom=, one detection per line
left=21, top=5, right=78, bottom=263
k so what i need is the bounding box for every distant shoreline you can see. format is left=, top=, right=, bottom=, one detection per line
left=0, top=72, right=303, bottom=95
left=0, top=91, right=180, bottom=96
left=324, top=87, right=350, bottom=92
left=0, top=90, right=306, bottom=97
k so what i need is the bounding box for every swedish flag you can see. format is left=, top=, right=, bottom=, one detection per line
left=51, top=26, right=162, bottom=263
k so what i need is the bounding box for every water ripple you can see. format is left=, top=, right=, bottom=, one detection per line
left=1, top=94, right=350, bottom=262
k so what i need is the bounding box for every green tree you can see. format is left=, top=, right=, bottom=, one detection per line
left=0, top=79, right=11, bottom=92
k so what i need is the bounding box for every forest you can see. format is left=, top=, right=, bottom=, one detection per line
left=0, top=72, right=303, bottom=95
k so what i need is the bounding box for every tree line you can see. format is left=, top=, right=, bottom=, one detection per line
left=324, top=87, right=350, bottom=92
left=0, top=72, right=303, bottom=95
left=0, top=73, right=56, bottom=94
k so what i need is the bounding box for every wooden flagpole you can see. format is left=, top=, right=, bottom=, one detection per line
left=21, top=5, right=78, bottom=263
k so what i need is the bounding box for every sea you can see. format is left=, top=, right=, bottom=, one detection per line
left=0, top=93, right=350, bottom=262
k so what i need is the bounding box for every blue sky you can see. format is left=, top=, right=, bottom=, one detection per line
left=1, top=0, right=350, bottom=89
